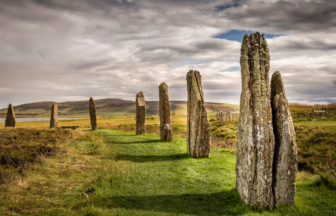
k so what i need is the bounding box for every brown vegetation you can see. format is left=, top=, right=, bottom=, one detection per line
left=0, top=128, right=91, bottom=184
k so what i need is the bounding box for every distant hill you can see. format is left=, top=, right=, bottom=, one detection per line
left=0, top=98, right=239, bottom=117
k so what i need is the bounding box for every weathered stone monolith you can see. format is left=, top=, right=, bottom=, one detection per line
left=159, top=83, right=173, bottom=142
left=50, top=102, right=58, bottom=128
left=186, top=70, right=211, bottom=158
left=236, top=32, right=275, bottom=209
left=271, top=71, right=297, bottom=207
left=89, top=97, right=97, bottom=130
left=5, top=104, right=16, bottom=127
left=136, top=91, right=146, bottom=135
left=219, top=110, right=224, bottom=121
left=228, top=111, right=232, bottom=121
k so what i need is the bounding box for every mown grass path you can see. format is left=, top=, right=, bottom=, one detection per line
left=87, top=129, right=336, bottom=216
left=95, top=130, right=242, bottom=216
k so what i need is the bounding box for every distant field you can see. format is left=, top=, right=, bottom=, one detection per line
left=0, top=99, right=239, bottom=118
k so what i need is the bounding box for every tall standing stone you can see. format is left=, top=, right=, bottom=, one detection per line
left=219, top=110, right=224, bottom=121
left=89, top=97, right=97, bottom=130
left=228, top=111, right=232, bottom=121
left=236, top=32, right=275, bottom=209
left=271, top=71, right=297, bottom=207
left=186, top=70, right=211, bottom=158
left=159, top=83, right=173, bottom=142
left=136, top=91, right=146, bottom=135
left=50, top=102, right=58, bottom=128
left=5, top=104, right=16, bottom=127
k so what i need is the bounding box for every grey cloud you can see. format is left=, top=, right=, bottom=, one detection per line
left=0, top=0, right=335, bottom=108
left=223, top=0, right=336, bottom=33
left=268, top=36, right=336, bottom=51
left=72, top=57, right=114, bottom=70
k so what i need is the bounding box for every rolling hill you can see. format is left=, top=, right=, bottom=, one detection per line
left=0, top=98, right=239, bottom=117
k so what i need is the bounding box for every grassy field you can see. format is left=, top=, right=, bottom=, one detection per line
left=0, top=118, right=336, bottom=215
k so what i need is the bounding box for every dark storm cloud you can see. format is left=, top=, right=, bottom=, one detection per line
left=223, top=0, right=336, bottom=33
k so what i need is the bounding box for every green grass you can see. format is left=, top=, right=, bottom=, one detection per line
left=75, top=130, right=336, bottom=215
left=1, top=120, right=336, bottom=215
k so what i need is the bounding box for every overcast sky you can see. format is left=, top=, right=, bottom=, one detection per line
left=1, top=0, right=336, bottom=108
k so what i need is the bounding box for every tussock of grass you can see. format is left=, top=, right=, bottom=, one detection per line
left=0, top=128, right=77, bottom=184
left=0, top=127, right=121, bottom=215
left=313, top=163, right=336, bottom=190
left=295, top=123, right=336, bottom=171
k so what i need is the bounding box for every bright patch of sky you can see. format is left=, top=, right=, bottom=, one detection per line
left=214, top=30, right=285, bottom=42
left=220, top=66, right=240, bottom=72
left=214, top=2, right=245, bottom=12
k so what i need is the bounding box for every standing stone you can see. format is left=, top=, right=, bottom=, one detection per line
left=159, top=83, right=173, bottom=142
left=236, top=32, right=275, bottom=209
left=219, top=110, right=224, bottom=121
left=89, top=97, right=97, bottom=130
left=136, top=91, right=146, bottom=135
left=271, top=71, right=297, bottom=207
left=50, top=102, right=58, bottom=128
left=186, top=70, right=211, bottom=158
left=5, top=104, right=16, bottom=127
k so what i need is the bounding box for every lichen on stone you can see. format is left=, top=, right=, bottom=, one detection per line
left=186, top=70, right=210, bottom=158
left=136, top=91, right=146, bottom=135
left=236, top=32, right=275, bottom=209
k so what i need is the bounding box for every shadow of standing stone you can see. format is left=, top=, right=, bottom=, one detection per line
left=159, top=83, right=173, bottom=142
left=271, top=71, right=297, bottom=207
left=136, top=91, right=146, bottom=135
left=50, top=102, right=58, bottom=128
left=89, top=97, right=97, bottom=130
left=186, top=70, right=210, bottom=158
left=236, top=32, right=275, bottom=209
left=5, top=104, right=16, bottom=127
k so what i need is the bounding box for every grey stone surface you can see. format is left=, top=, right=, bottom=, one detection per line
left=5, top=104, right=16, bottom=127
left=50, top=102, right=58, bottom=128
left=271, top=71, right=297, bottom=207
left=159, top=83, right=173, bottom=142
left=228, top=111, right=232, bottom=121
left=136, top=91, right=146, bottom=135
left=186, top=70, right=211, bottom=158
left=162, top=123, right=173, bottom=142
left=89, top=97, right=97, bottom=130
left=219, top=110, right=224, bottom=121
left=236, top=32, right=275, bottom=209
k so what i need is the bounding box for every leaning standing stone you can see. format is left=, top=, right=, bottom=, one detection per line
left=50, top=102, right=58, bottom=128
left=159, top=83, right=173, bottom=142
left=89, top=97, right=97, bottom=130
left=236, top=32, right=275, bottom=209
left=136, top=91, right=146, bottom=135
left=5, top=104, right=16, bottom=127
left=186, top=70, right=211, bottom=158
left=271, top=71, right=297, bottom=207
